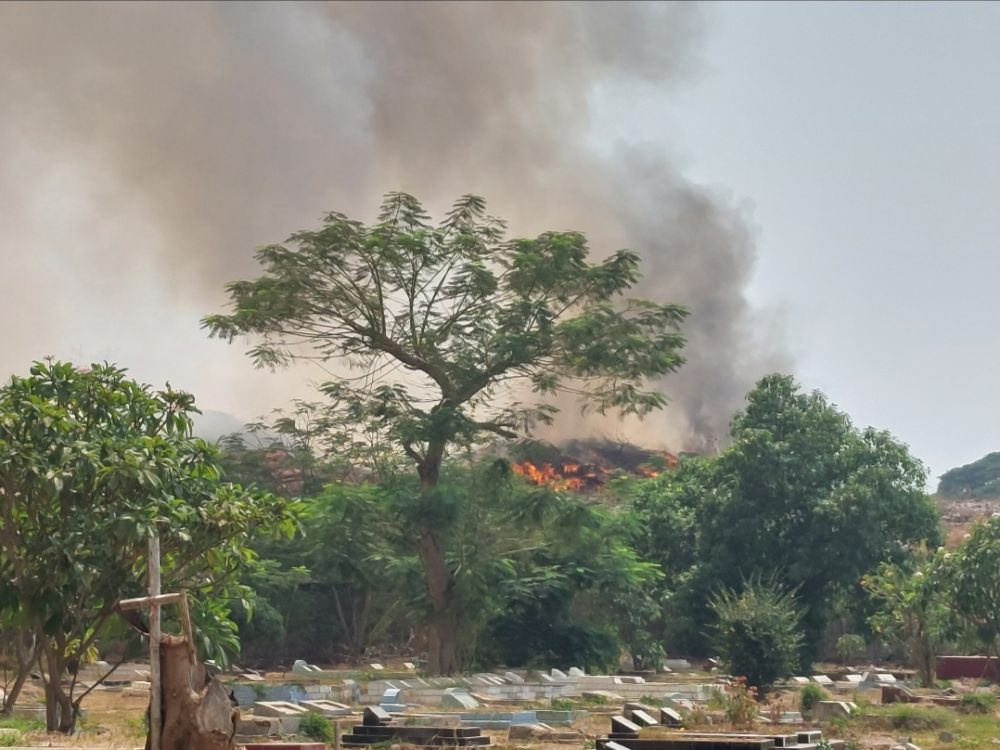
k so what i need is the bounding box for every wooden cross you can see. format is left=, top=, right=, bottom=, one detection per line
left=118, top=535, right=193, bottom=750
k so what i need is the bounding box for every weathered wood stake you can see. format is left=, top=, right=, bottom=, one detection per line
left=149, top=534, right=161, bottom=750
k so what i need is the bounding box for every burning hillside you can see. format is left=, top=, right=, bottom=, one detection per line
left=510, top=438, right=680, bottom=491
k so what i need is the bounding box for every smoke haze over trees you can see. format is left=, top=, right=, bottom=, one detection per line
left=0, top=1, right=783, bottom=451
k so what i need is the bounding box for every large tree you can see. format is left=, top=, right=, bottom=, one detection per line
left=203, top=192, right=687, bottom=673
left=632, top=374, right=942, bottom=662
left=0, top=361, right=296, bottom=731
left=950, top=516, right=1000, bottom=662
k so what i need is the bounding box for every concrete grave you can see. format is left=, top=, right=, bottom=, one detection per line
left=253, top=701, right=308, bottom=718
left=791, top=676, right=811, bottom=685
left=300, top=699, right=351, bottom=717
left=551, top=667, right=568, bottom=678
left=236, top=716, right=280, bottom=736
left=503, top=671, right=525, bottom=684
left=369, top=662, right=385, bottom=671
left=663, top=659, right=692, bottom=671
left=403, top=662, right=416, bottom=670
left=569, top=666, right=586, bottom=677
left=442, top=687, right=480, bottom=709
left=812, top=675, right=834, bottom=685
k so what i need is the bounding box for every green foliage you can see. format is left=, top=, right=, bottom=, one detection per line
left=950, top=516, right=1000, bottom=660
left=710, top=575, right=804, bottom=695
left=205, top=192, right=689, bottom=673
left=862, top=551, right=954, bottom=686
left=958, top=691, right=997, bottom=714
left=722, top=677, right=759, bottom=727
left=938, top=452, right=1000, bottom=498
left=799, top=683, right=829, bottom=713
left=298, top=712, right=335, bottom=742
left=633, top=374, right=942, bottom=661
left=0, top=361, right=299, bottom=730
left=203, top=192, right=687, bottom=479
left=835, top=634, right=866, bottom=663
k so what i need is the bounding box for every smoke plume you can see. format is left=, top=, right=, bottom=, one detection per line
left=0, top=1, right=784, bottom=450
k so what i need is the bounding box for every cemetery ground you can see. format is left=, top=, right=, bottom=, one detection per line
left=1, top=661, right=999, bottom=749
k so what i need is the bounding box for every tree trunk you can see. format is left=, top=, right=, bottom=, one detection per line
left=40, top=636, right=75, bottom=733
left=416, top=527, right=459, bottom=675
left=148, top=634, right=237, bottom=750
left=2, top=629, right=37, bottom=716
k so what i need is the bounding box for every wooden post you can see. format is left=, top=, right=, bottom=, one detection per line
left=149, top=534, right=162, bottom=750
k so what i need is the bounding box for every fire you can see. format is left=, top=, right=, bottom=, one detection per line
left=512, top=460, right=600, bottom=491
left=511, top=448, right=679, bottom=491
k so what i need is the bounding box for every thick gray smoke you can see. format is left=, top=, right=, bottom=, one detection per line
left=0, top=1, right=783, bottom=450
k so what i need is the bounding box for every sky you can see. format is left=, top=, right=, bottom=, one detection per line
left=653, top=1, right=1000, bottom=481
left=1, top=1, right=997, bottom=483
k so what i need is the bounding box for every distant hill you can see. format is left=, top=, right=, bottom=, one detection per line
left=938, top=452, right=1000, bottom=498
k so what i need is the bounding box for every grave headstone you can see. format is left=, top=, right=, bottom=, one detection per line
left=403, top=661, right=416, bottom=670
left=380, top=687, right=406, bottom=712
left=363, top=705, right=392, bottom=726
left=568, top=666, right=586, bottom=677
left=660, top=707, right=683, bottom=727
left=551, top=668, right=568, bottom=678
left=629, top=709, right=658, bottom=727
left=791, top=676, right=811, bottom=685
left=292, top=659, right=316, bottom=675
left=812, top=675, right=834, bottom=685
left=369, top=662, right=385, bottom=671
left=610, top=715, right=641, bottom=738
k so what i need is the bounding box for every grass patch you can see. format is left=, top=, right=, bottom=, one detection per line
left=860, top=704, right=954, bottom=732
left=959, top=691, right=997, bottom=714
left=0, top=716, right=44, bottom=732
left=298, top=712, right=335, bottom=743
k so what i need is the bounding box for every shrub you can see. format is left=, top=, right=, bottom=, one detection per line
left=723, top=677, right=759, bottom=727
left=800, top=683, right=829, bottom=713
left=298, top=712, right=334, bottom=743
left=959, top=691, right=997, bottom=714
left=710, top=575, right=805, bottom=695
left=835, top=634, right=866, bottom=663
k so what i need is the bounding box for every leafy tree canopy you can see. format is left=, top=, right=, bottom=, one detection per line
left=633, top=374, right=942, bottom=662
left=203, top=192, right=687, bottom=483
left=204, top=192, right=689, bottom=674
left=0, top=361, right=297, bottom=731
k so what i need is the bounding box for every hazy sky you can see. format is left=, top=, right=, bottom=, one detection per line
left=1, top=1, right=997, bottom=483
left=650, top=1, right=1000, bottom=481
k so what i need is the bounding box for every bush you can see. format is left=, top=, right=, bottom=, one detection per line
left=800, top=683, right=829, bottom=713
left=710, top=575, right=805, bottom=695
left=723, top=677, right=759, bottom=727
left=835, top=633, right=866, bottom=663
left=959, top=691, right=997, bottom=714
left=298, top=712, right=334, bottom=742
